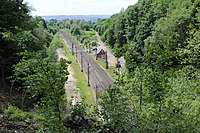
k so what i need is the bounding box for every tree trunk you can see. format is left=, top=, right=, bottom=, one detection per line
left=21, top=90, right=27, bottom=107
left=10, top=77, right=17, bottom=99
left=1, top=67, right=5, bottom=87
left=140, top=80, right=142, bottom=109
left=57, top=102, right=61, bottom=122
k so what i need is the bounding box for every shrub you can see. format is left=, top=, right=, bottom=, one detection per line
left=5, top=105, right=38, bottom=122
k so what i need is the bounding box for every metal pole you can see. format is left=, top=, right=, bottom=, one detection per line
left=106, top=51, right=108, bottom=69
left=117, top=58, right=120, bottom=79
left=87, top=63, right=90, bottom=86
left=72, top=43, right=74, bottom=55
left=95, top=45, right=97, bottom=60
left=75, top=46, right=77, bottom=62
left=81, top=53, right=83, bottom=72
left=96, top=85, right=98, bottom=109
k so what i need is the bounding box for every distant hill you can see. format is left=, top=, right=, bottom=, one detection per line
left=41, top=15, right=111, bottom=21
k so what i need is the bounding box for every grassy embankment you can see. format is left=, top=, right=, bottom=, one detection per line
left=52, top=33, right=95, bottom=106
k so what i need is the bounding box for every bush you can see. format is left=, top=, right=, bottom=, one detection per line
left=0, top=94, right=4, bottom=102
left=0, top=108, right=3, bottom=113
left=5, top=105, right=35, bottom=122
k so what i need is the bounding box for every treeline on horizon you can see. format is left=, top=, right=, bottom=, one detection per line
left=0, top=0, right=200, bottom=132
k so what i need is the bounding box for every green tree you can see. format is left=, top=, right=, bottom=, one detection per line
left=0, top=0, right=31, bottom=87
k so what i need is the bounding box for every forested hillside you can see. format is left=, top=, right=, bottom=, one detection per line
left=95, top=0, right=200, bottom=70
left=0, top=0, right=68, bottom=132
left=94, top=0, right=200, bottom=132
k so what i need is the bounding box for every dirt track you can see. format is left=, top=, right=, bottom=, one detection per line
left=56, top=48, right=81, bottom=105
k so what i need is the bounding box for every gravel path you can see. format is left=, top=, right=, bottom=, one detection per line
left=56, top=48, right=81, bottom=105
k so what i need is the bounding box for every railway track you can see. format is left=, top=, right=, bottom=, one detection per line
left=60, top=30, right=113, bottom=94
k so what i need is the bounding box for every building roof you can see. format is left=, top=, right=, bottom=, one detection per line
left=97, top=48, right=106, bottom=55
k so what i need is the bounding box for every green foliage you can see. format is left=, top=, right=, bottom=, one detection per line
left=0, top=0, right=30, bottom=31
left=0, top=94, right=4, bottom=102
left=0, top=0, right=30, bottom=86
left=34, top=58, right=67, bottom=132
left=70, top=25, right=81, bottom=36
left=96, top=0, right=200, bottom=72
left=99, top=65, right=200, bottom=132
left=14, top=42, right=68, bottom=132
left=55, top=19, right=96, bottom=48
left=95, top=1, right=200, bottom=131
left=0, top=0, right=53, bottom=90
left=0, top=1, right=67, bottom=131
left=47, top=19, right=59, bottom=35
left=64, top=103, right=93, bottom=132
left=100, top=87, right=136, bottom=132
left=5, top=105, right=42, bottom=122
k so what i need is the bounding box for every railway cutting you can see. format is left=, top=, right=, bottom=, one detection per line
left=60, top=30, right=113, bottom=95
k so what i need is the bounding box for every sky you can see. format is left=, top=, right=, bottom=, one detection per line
left=24, top=0, right=138, bottom=16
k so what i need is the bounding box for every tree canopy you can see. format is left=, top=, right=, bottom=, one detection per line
left=94, top=0, right=200, bottom=132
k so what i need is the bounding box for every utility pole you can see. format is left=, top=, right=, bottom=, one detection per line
left=95, top=45, right=98, bottom=60
left=105, top=51, right=108, bottom=69
left=87, top=63, right=90, bottom=86
left=117, top=58, right=120, bottom=79
left=96, top=85, right=98, bottom=109
left=75, top=46, right=77, bottom=62
left=72, top=43, right=74, bottom=55
left=81, top=53, right=83, bottom=72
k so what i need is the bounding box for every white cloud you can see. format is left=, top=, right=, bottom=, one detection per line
left=25, top=0, right=138, bottom=16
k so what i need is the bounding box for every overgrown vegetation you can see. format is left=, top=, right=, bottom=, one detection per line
left=57, top=19, right=97, bottom=48
left=0, top=0, right=68, bottom=132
